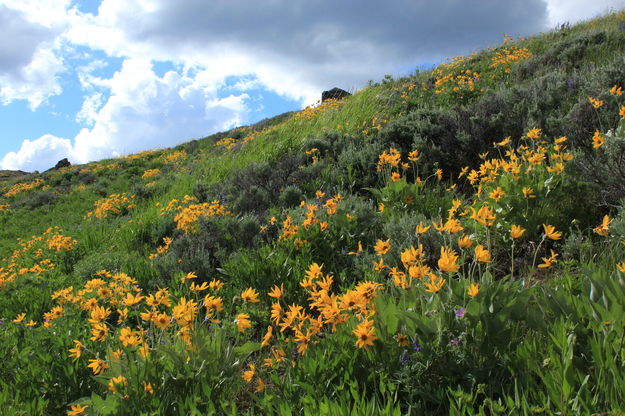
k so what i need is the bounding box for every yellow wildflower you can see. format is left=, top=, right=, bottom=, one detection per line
left=236, top=313, right=252, bottom=333
left=526, top=127, right=541, bottom=140
left=262, top=326, right=273, bottom=347
left=67, top=404, right=88, bottom=415
left=108, top=375, right=128, bottom=394
left=489, top=186, right=505, bottom=202
left=588, top=97, right=604, bottom=108
left=543, top=224, right=562, bottom=240
left=538, top=250, right=559, bottom=268
left=242, top=364, right=255, bottom=383
left=424, top=273, right=446, bottom=293
left=255, top=377, right=266, bottom=393
left=395, top=333, right=410, bottom=347
left=458, top=234, right=473, bottom=249
left=438, top=246, right=460, bottom=273
left=522, top=187, right=535, bottom=199
left=511, top=224, right=526, bottom=239
left=151, top=312, right=171, bottom=329
left=267, top=284, right=284, bottom=299
left=610, top=85, right=622, bottom=96
left=592, top=130, right=604, bottom=148
left=352, top=320, right=376, bottom=349
left=470, top=205, right=496, bottom=227
left=593, top=215, right=612, bottom=236
left=180, top=272, right=197, bottom=284
left=495, top=136, right=511, bottom=147
left=144, top=381, right=154, bottom=395
left=68, top=340, right=84, bottom=361
left=474, top=245, right=491, bottom=263
left=374, top=239, right=391, bottom=255
left=87, top=358, right=108, bottom=375
left=415, top=222, right=431, bottom=234
left=467, top=283, right=480, bottom=297
left=241, top=287, right=260, bottom=303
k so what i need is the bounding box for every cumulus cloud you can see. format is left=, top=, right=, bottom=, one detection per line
left=0, top=134, right=73, bottom=172
left=75, top=92, right=104, bottom=125
left=0, top=4, right=64, bottom=108
left=545, top=0, right=625, bottom=27
left=71, top=59, right=248, bottom=162
left=1, top=58, right=249, bottom=171
left=65, top=0, right=550, bottom=103
left=3, top=0, right=625, bottom=171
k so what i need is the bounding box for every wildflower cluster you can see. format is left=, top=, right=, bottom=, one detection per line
left=215, top=137, right=237, bottom=150
left=490, top=43, right=532, bottom=74
left=141, top=169, right=161, bottom=180
left=427, top=55, right=484, bottom=103
left=148, top=236, right=173, bottom=260
left=293, top=98, right=345, bottom=121
left=92, top=162, right=121, bottom=174
left=266, top=263, right=383, bottom=357
left=161, top=150, right=187, bottom=164
left=3, top=178, right=44, bottom=198
left=160, top=195, right=232, bottom=233
left=360, top=116, right=388, bottom=135
left=87, top=194, right=136, bottom=219
left=215, top=131, right=260, bottom=151
left=278, top=193, right=341, bottom=243
left=125, top=150, right=159, bottom=161
left=0, top=227, right=76, bottom=289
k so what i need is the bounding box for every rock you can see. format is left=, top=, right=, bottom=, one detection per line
left=322, top=88, right=351, bottom=102
left=52, top=158, right=71, bottom=170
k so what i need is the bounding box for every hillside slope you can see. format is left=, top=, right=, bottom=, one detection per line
left=1, top=11, right=625, bottom=415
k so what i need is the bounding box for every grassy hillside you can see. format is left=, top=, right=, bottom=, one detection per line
left=1, top=11, right=625, bottom=415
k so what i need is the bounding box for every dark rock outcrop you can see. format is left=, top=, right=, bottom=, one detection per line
left=322, top=88, right=351, bottom=102
left=50, top=158, right=71, bottom=171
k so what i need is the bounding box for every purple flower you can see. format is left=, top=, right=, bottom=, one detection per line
left=412, top=336, right=421, bottom=352
left=400, top=350, right=409, bottom=363
left=455, top=307, right=466, bottom=318
left=450, top=338, right=459, bottom=346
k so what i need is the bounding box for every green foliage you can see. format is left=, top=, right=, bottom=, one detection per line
left=3, top=10, right=625, bottom=415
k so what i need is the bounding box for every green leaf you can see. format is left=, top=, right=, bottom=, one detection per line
left=234, top=341, right=262, bottom=356
left=90, top=393, right=119, bottom=415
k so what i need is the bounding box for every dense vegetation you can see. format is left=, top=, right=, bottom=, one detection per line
left=1, top=12, right=625, bottom=415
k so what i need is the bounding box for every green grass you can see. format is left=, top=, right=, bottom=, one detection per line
left=1, top=10, right=625, bottom=415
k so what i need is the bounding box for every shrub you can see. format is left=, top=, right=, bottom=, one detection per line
left=233, top=185, right=272, bottom=214
left=12, top=190, right=58, bottom=209
left=278, top=185, right=304, bottom=208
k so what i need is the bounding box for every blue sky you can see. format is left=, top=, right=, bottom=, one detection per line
left=1, top=0, right=624, bottom=171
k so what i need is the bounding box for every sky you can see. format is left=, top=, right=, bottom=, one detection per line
left=1, top=0, right=624, bottom=172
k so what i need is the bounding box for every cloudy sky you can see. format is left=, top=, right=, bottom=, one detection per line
left=1, top=0, right=624, bottom=172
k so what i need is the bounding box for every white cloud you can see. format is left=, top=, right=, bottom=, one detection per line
left=0, top=134, right=73, bottom=172
left=545, top=0, right=625, bottom=27
left=3, top=0, right=625, bottom=171
left=0, top=4, right=65, bottom=109
left=2, top=58, right=250, bottom=171
left=64, top=0, right=552, bottom=105
left=75, top=92, right=104, bottom=125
